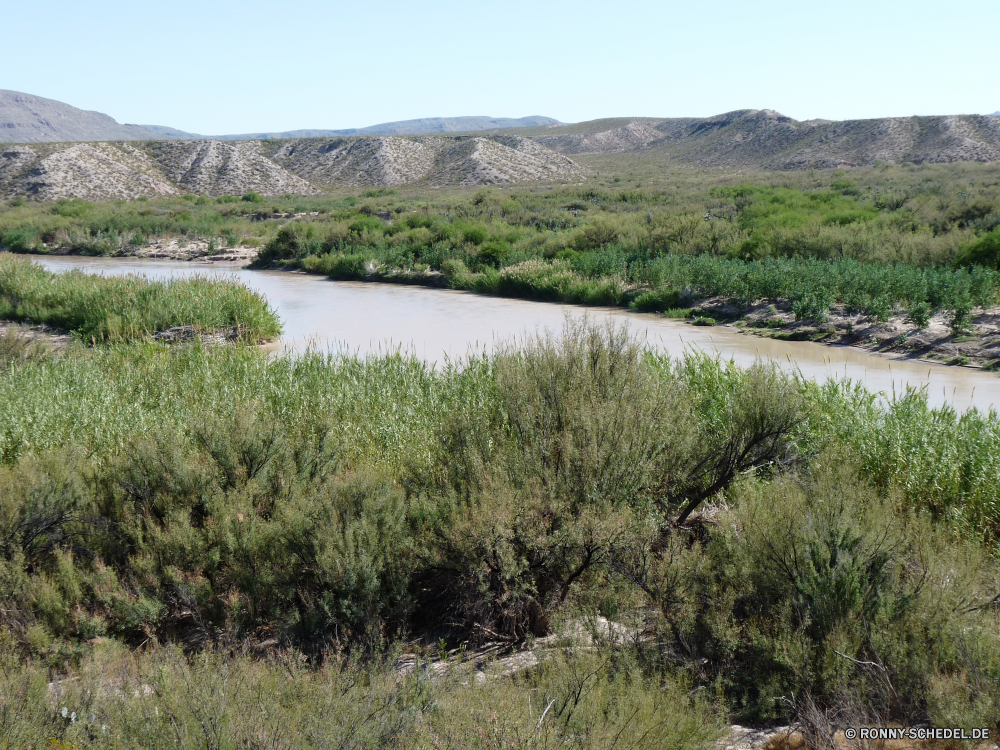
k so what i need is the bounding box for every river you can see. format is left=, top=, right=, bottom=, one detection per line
left=32, top=255, right=1000, bottom=413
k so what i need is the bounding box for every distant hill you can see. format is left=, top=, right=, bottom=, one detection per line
left=141, top=116, right=562, bottom=141
left=0, top=89, right=160, bottom=143
left=522, top=110, right=1000, bottom=169
left=0, top=89, right=561, bottom=143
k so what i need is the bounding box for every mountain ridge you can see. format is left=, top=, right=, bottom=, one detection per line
left=520, top=109, right=1000, bottom=169
left=0, top=91, right=562, bottom=142
left=143, top=116, right=563, bottom=141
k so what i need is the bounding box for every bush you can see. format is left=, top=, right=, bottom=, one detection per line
left=907, top=301, right=933, bottom=329
left=630, top=289, right=683, bottom=313
left=642, top=458, right=1000, bottom=723
left=302, top=251, right=373, bottom=279
left=956, top=228, right=1000, bottom=269
left=241, top=192, right=264, bottom=203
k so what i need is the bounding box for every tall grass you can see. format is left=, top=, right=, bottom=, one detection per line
left=0, top=643, right=724, bottom=750
left=0, top=254, right=281, bottom=342
left=0, top=323, right=998, bottom=731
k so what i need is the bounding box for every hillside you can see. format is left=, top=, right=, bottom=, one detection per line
left=0, top=135, right=583, bottom=200
left=0, top=90, right=561, bottom=143
left=195, top=115, right=562, bottom=140
left=0, top=90, right=161, bottom=143
left=525, top=110, right=1000, bottom=168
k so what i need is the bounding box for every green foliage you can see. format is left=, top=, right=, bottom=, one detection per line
left=240, top=192, right=264, bottom=203
left=301, top=252, right=372, bottom=279
left=907, top=300, right=933, bottom=329
left=0, top=254, right=281, bottom=343
left=630, top=288, right=683, bottom=312
left=0, top=322, right=998, bottom=733
left=956, top=227, right=1000, bottom=269
left=0, top=644, right=725, bottom=750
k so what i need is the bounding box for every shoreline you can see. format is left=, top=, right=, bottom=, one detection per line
left=14, top=248, right=1000, bottom=374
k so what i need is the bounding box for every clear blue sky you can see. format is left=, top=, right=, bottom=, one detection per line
left=3, top=0, right=997, bottom=134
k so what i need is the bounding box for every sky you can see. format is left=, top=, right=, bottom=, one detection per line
left=3, top=0, right=998, bottom=134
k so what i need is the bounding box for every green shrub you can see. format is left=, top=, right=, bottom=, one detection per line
left=1, top=226, right=38, bottom=252
left=956, top=228, right=1000, bottom=269
left=630, top=289, right=683, bottom=312
left=907, top=301, right=933, bottom=329
left=460, top=225, right=487, bottom=245
left=349, top=216, right=385, bottom=235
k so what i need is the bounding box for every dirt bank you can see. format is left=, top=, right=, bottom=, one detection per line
left=38, top=238, right=259, bottom=263
left=687, top=297, right=1000, bottom=372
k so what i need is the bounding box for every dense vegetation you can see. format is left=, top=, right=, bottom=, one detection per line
left=3, top=162, right=1000, bottom=747
left=0, top=254, right=281, bottom=342
left=5, top=162, right=1000, bottom=325
left=1, top=319, right=999, bottom=746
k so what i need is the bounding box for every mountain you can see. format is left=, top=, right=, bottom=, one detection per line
left=138, top=124, right=203, bottom=139
left=991, top=111, right=1000, bottom=116
left=0, top=89, right=160, bottom=143
left=523, top=110, right=1000, bottom=169
left=0, top=135, right=584, bottom=200
left=141, top=116, right=562, bottom=141
left=0, top=90, right=562, bottom=143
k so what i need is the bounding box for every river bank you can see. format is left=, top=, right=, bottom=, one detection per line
left=27, top=254, right=1000, bottom=412
left=19, top=241, right=1000, bottom=373
left=261, top=256, right=1000, bottom=375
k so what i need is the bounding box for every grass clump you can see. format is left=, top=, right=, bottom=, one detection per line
left=0, top=253, right=281, bottom=343
left=0, top=643, right=724, bottom=749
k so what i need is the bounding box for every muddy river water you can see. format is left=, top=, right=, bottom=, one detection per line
left=34, top=255, right=1000, bottom=413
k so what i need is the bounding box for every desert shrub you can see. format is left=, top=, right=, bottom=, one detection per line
left=475, top=239, right=509, bottom=269
left=639, top=458, right=1000, bottom=723
left=572, top=217, right=622, bottom=251
left=254, top=224, right=323, bottom=264
left=459, top=224, right=488, bottom=245
left=663, top=356, right=804, bottom=524
left=349, top=215, right=385, bottom=236
left=241, top=192, right=264, bottom=203
left=411, top=321, right=696, bottom=639
left=956, top=227, right=1000, bottom=269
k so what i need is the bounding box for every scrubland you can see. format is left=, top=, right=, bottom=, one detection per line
left=0, top=315, right=998, bottom=747
left=3, top=162, right=1000, bottom=747
left=5, top=162, right=1000, bottom=334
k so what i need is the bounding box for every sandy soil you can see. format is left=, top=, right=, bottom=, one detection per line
left=42, top=238, right=259, bottom=263
left=0, top=320, right=73, bottom=351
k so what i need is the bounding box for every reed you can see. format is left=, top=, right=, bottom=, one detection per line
left=0, top=254, right=281, bottom=342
